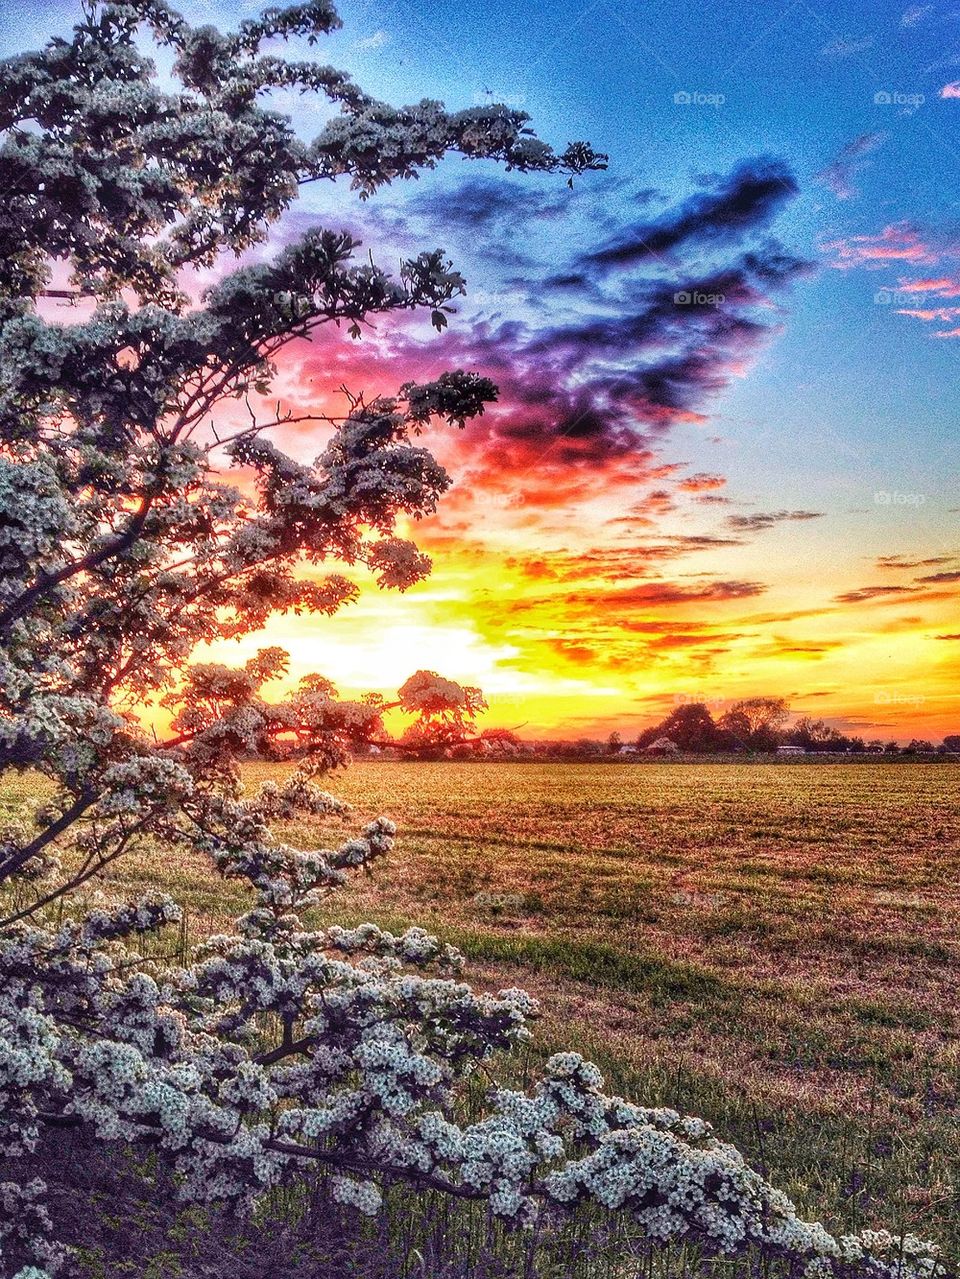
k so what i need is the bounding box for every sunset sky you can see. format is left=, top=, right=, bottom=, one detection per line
left=6, top=0, right=960, bottom=740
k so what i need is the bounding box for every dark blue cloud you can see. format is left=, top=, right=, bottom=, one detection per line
left=582, top=160, right=799, bottom=269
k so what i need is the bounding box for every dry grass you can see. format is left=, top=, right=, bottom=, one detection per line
left=4, top=761, right=958, bottom=1262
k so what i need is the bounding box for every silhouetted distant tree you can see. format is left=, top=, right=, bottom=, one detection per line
left=719, top=697, right=790, bottom=751
left=480, top=727, right=521, bottom=746
left=478, top=727, right=523, bottom=755
left=637, top=703, right=733, bottom=752
left=789, top=717, right=850, bottom=752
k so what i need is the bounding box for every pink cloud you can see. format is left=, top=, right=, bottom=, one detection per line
left=823, top=223, right=938, bottom=269
left=896, top=306, right=960, bottom=320
left=940, top=82, right=960, bottom=98
left=896, top=277, right=960, bottom=295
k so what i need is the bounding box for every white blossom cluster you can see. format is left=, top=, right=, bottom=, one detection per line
left=0, top=1178, right=65, bottom=1276
left=0, top=884, right=943, bottom=1278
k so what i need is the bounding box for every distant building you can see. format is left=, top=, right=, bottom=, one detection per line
left=645, top=736, right=679, bottom=754
left=618, top=744, right=639, bottom=756
left=776, top=744, right=806, bottom=756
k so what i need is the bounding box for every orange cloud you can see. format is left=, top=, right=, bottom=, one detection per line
left=677, top=472, right=726, bottom=492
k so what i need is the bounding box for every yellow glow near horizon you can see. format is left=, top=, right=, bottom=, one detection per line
left=174, top=530, right=958, bottom=744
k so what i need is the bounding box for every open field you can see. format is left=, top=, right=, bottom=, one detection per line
left=3, top=761, right=959, bottom=1262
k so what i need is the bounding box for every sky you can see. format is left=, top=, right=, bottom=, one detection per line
left=3, top=0, right=959, bottom=741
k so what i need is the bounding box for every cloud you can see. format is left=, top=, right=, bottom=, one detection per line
left=895, top=277, right=960, bottom=294
left=518, top=255, right=804, bottom=423
left=897, top=306, right=960, bottom=320
left=877, top=554, right=956, bottom=569
left=936, top=633, right=960, bottom=640
left=917, top=569, right=960, bottom=581
left=677, top=472, right=726, bottom=492
left=640, top=629, right=741, bottom=652
left=875, top=275, right=960, bottom=336
left=901, top=3, right=933, bottom=24
left=540, top=621, right=743, bottom=670
left=755, top=637, right=842, bottom=658
left=940, top=81, right=960, bottom=97
left=354, top=29, right=390, bottom=49
left=820, top=35, right=875, bottom=57
left=834, top=584, right=922, bottom=603
left=395, top=176, right=569, bottom=265
left=583, top=160, right=798, bottom=269
left=823, top=223, right=938, bottom=268
left=563, top=579, right=766, bottom=609
left=815, top=132, right=886, bottom=200
left=727, top=509, right=824, bottom=532
left=269, top=156, right=804, bottom=560
left=505, top=536, right=746, bottom=584
left=348, top=242, right=807, bottom=509
left=545, top=640, right=599, bottom=663
left=822, top=233, right=960, bottom=343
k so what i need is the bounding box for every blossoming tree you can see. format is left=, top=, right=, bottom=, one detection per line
left=0, top=2, right=941, bottom=1275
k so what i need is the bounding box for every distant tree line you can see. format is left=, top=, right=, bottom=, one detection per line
left=624, top=697, right=955, bottom=756
left=358, top=698, right=959, bottom=760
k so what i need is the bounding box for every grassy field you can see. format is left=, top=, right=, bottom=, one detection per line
left=4, top=761, right=959, bottom=1263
